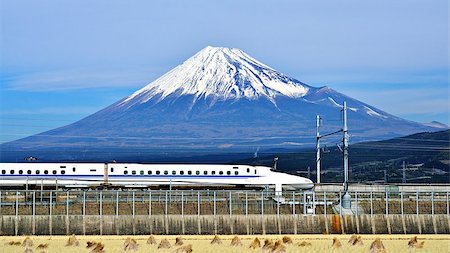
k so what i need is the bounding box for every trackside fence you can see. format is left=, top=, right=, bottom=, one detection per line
left=0, top=189, right=448, bottom=216
left=0, top=189, right=449, bottom=235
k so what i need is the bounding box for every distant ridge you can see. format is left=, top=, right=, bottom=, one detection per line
left=0, top=46, right=440, bottom=162
left=423, top=121, right=448, bottom=129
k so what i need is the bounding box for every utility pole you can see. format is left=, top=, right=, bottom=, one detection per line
left=343, top=101, right=349, bottom=192
left=402, top=161, right=406, bottom=183
left=316, top=115, right=321, bottom=183
left=341, top=101, right=351, bottom=209
left=384, top=170, right=388, bottom=183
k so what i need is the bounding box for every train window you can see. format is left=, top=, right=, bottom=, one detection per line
left=247, top=168, right=250, bottom=173
left=196, top=171, right=200, bottom=175
left=140, top=170, right=144, bottom=175
left=27, top=170, right=31, bottom=174
left=203, top=171, right=207, bottom=175
left=132, top=170, right=136, bottom=175
left=90, top=169, right=96, bottom=172
left=111, top=168, right=114, bottom=173
left=60, top=166, right=66, bottom=168
left=61, top=170, right=66, bottom=175
left=148, top=170, right=152, bottom=175
left=188, top=171, right=192, bottom=175
left=36, top=170, right=40, bottom=174
left=254, top=169, right=257, bottom=174
left=1, top=170, right=5, bottom=174
left=172, top=170, right=176, bottom=175
left=180, top=171, right=184, bottom=175
left=212, top=171, right=216, bottom=175
left=124, top=170, right=128, bottom=175
left=44, top=170, right=48, bottom=175
left=233, top=166, right=238, bottom=169
left=219, top=171, right=223, bottom=175
left=10, top=170, right=14, bottom=174
left=156, top=171, right=160, bottom=175
left=227, top=171, right=231, bottom=175
left=164, top=171, right=168, bottom=175
left=52, top=170, right=57, bottom=175
left=235, top=171, right=239, bottom=175
left=19, top=170, right=23, bottom=174
left=72, top=167, right=76, bottom=172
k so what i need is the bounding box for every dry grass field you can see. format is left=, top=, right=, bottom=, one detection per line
left=1, top=234, right=449, bottom=253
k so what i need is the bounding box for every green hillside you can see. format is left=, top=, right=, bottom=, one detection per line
left=237, top=130, right=450, bottom=183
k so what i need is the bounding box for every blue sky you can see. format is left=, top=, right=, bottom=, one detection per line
left=0, top=0, right=448, bottom=143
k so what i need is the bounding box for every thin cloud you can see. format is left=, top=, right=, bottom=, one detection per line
left=3, top=68, right=165, bottom=92
left=0, top=106, right=100, bottom=115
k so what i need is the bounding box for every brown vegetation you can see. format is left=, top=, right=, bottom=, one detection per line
left=408, top=236, right=425, bottom=249
left=175, top=237, right=184, bottom=246
left=86, top=241, right=105, bottom=253
left=249, top=237, right=261, bottom=249
left=91, top=242, right=105, bottom=253
left=297, top=241, right=312, bottom=247
left=230, top=236, right=243, bottom=246
left=7, top=241, right=21, bottom=246
left=211, top=235, right=222, bottom=245
left=147, top=235, right=157, bottom=245
left=36, top=243, right=48, bottom=249
left=348, top=235, right=363, bottom=246
left=172, top=244, right=193, bottom=253
left=282, top=236, right=293, bottom=244
left=369, top=238, right=386, bottom=253
left=86, top=241, right=98, bottom=248
left=23, top=248, right=33, bottom=253
left=123, top=237, right=138, bottom=251
left=262, top=238, right=274, bottom=249
left=331, top=237, right=342, bottom=249
left=271, top=240, right=286, bottom=253
left=22, top=237, right=33, bottom=247
left=158, top=239, right=172, bottom=249
left=65, top=234, right=79, bottom=247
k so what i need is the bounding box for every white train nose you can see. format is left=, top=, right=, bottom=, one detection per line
left=291, top=178, right=314, bottom=190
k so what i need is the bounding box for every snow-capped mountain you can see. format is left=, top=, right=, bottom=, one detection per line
left=120, top=46, right=311, bottom=106
left=0, top=46, right=440, bottom=161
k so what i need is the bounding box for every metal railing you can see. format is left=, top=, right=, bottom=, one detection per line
left=0, top=189, right=449, bottom=217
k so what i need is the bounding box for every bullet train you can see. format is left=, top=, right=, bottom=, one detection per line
left=0, top=163, right=314, bottom=191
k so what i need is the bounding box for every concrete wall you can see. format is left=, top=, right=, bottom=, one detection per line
left=0, top=214, right=449, bottom=235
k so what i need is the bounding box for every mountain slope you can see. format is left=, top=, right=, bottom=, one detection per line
left=239, top=130, right=450, bottom=183
left=0, top=46, right=439, bottom=161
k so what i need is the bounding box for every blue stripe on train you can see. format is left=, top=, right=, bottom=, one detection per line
left=0, top=175, right=260, bottom=179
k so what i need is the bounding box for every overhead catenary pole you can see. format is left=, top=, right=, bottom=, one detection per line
left=402, top=161, right=406, bottom=183
left=343, top=101, right=349, bottom=192
left=316, top=115, right=321, bottom=183
left=341, top=101, right=352, bottom=209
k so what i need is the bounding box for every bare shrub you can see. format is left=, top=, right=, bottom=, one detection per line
left=175, top=237, right=184, bottom=246
left=369, top=238, right=386, bottom=253
left=66, top=234, right=79, bottom=247
left=123, top=237, right=138, bottom=251
left=211, top=235, right=222, bottom=245
left=147, top=235, right=157, bottom=245
left=262, top=238, right=273, bottom=250
left=282, top=236, right=292, bottom=244
left=331, top=237, right=342, bottom=249
left=249, top=237, right=261, bottom=249
left=22, top=237, right=33, bottom=247
left=230, top=236, right=242, bottom=246
left=158, top=239, right=172, bottom=249
left=172, top=244, right=193, bottom=253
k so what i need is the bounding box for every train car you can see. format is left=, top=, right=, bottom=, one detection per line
left=0, top=163, right=314, bottom=192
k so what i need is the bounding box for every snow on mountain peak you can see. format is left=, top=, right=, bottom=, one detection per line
left=121, top=46, right=311, bottom=106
